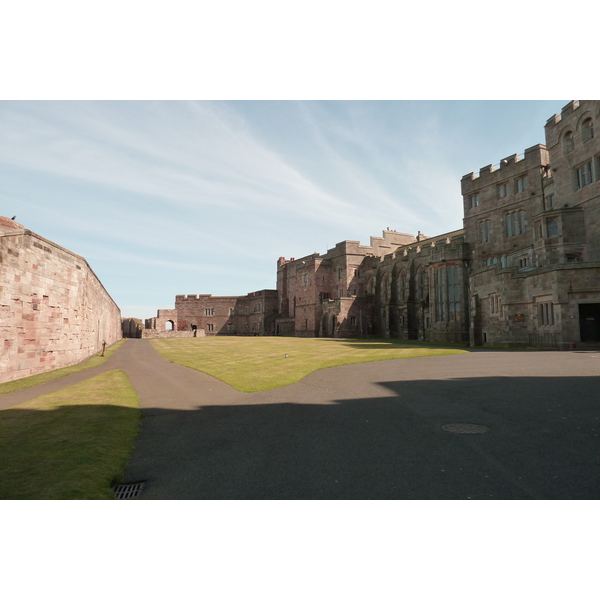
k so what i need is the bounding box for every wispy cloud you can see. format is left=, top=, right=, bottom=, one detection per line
left=1, top=100, right=566, bottom=318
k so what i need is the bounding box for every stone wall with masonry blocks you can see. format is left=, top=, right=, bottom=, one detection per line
left=0, top=219, right=122, bottom=383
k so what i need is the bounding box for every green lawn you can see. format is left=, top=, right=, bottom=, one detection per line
left=150, top=336, right=468, bottom=392
left=0, top=369, right=140, bottom=500
left=0, top=338, right=126, bottom=396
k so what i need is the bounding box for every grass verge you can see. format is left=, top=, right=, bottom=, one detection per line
left=0, top=339, right=126, bottom=396
left=150, top=336, right=468, bottom=392
left=0, top=369, right=140, bottom=499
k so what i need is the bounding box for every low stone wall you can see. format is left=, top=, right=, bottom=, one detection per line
left=0, top=219, right=122, bottom=383
left=142, top=329, right=205, bottom=339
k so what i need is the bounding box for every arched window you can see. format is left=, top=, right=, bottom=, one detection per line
left=562, top=131, right=574, bottom=153
left=582, top=118, right=594, bottom=143
left=547, top=219, right=559, bottom=238
left=367, top=276, right=375, bottom=295
left=381, top=273, right=391, bottom=304
left=417, top=268, right=427, bottom=301
left=398, top=270, right=407, bottom=303
left=165, top=320, right=174, bottom=331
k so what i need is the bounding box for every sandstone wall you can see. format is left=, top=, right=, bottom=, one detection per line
left=141, top=330, right=203, bottom=339
left=0, top=219, right=122, bottom=383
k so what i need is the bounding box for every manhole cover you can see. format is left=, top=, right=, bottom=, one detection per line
left=112, top=482, right=145, bottom=499
left=442, top=423, right=490, bottom=434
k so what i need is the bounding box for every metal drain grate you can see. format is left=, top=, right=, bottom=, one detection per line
left=442, top=423, right=490, bottom=434
left=112, top=482, right=145, bottom=499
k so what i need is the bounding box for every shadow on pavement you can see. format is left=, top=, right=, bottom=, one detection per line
left=123, top=374, right=600, bottom=500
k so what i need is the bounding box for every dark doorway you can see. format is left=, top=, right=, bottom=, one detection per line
left=579, top=304, right=600, bottom=342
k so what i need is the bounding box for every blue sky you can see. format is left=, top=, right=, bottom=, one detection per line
left=0, top=100, right=569, bottom=318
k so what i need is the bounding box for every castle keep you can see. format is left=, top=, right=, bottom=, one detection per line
left=148, top=100, right=600, bottom=349
left=0, top=216, right=122, bottom=383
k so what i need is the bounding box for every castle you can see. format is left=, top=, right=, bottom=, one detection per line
left=146, top=100, right=600, bottom=349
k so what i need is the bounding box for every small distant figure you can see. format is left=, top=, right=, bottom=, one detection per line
left=101, top=341, right=106, bottom=357
left=285, top=353, right=289, bottom=358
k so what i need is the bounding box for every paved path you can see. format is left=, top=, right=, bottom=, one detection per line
left=3, top=340, right=600, bottom=499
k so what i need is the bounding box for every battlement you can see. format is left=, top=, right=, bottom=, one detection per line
left=175, top=294, right=216, bottom=301
left=379, top=229, right=465, bottom=265
left=324, top=230, right=417, bottom=259
left=545, top=101, right=580, bottom=130
left=278, top=230, right=417, bottom=267
left=461, top=144, right=548, bottom=192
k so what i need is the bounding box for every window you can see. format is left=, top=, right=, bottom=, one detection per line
left=380, top=274, right=391, bottom=304
left=500, top=255, right=508, bottom=268
left=254, top=302, right=262, bottom=313
left=229, top=307, right=234, bottom=316
left=206, top=323, right=214, bottom=332
left=469, top=194, right=480, bottom=208
left=490, top=294, right=502, bottom=315
left=398, top=271, right=407, bottom=303
left=535, top=221, right=542, bottom=240
left=417, top=268, right=426, bottom=300
left=563, top=131, right=574, bottom=154
left=205, top=308, right=214, bottom=316
left=538, top=302, right=554, bottom=326
left=303, top=273, right=308, bottom=284
left=566, top=254, right=581, bottom=263
left=497, top=182, right=510, bottom=198
left=545, top=194, right=555, bottom=210
left=515, top=176, right=529, bottom=193
left=245, top=307, right=249, bottom=316
left=447, top=266, right=460, bottom=322
left=227, top=323, right=233, bottom=331
left=547, top=218, right=558, bottom=237
left=251, top=322, right=257, bottom=331
left=485, top=257, right=498, bottom=266
left=574, top=161, right=594, bottom=190
left=354, top=269, right=360, bottom=277
left=479, top=219, right=491, bottom=242
left=518, top=256, right=528, bottom=269
left=505, top=210, right=526, bottom=236
left=350, top=316, right=357, bottom=326
left=435, top=268, right=444, bottom=322
left=337, top=268, right=343, bottom=279
left=319, top=292, right=330, bottom=301
left=582, top=118, right=594, bottom=143
left=338, top=288, right=344, bottom=298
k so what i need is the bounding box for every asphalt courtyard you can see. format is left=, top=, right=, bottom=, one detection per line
left=2, top=339, right=599, bottom=499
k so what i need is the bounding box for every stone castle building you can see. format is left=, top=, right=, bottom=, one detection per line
left=1, top=216, right=122, bottom=383
left=144, top=290, right=278, bottom=338
left=148, top=100, right=600, bottom=349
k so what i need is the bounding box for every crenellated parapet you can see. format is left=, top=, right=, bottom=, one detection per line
left=377, top=229, right=466, bottom=268
left=544, top=99, right=599, bottom=152
left=461, top=144, right=549, bottom=196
